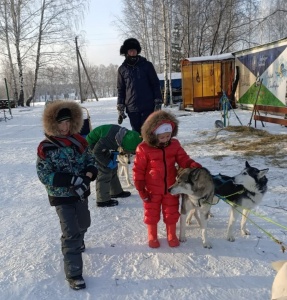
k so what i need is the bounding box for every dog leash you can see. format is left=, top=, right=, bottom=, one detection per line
left=213, top=190, right=245, bottom=206
left=218, top=195, right=287, bottom=253
left=204, top=190, right=245, bottom=206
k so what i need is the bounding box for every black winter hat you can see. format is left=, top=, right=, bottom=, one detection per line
left=120, top=38, right=141, bottom=56
left=56, top=108, right=72, bottom=122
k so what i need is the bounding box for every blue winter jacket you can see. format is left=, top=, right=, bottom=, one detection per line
left=117, top=56, right=162, bottom=113
left=36, top=140, right=97, bottom=206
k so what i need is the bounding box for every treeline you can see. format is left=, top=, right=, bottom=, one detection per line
left=35, top=64, right=117, bottom=102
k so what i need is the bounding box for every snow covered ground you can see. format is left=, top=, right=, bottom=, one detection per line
left=0, top=98, right=287, bottom=300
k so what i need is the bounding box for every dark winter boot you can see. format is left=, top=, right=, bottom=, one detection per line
left=66, top=275, right=86, bottom=290
left=97, top=199, right=119, bottom=207
left=166, top=224, right=180, bottom=247
left=147, top=224, right=160, bottom=248
left=110, top=191, right=131, bottom=198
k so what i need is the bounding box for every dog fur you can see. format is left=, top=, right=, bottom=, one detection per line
left=117, top=152, right=134, bottom=187
left=271, top=260, right=287, bottom=300
left=168, top=167, right=216, bottom=248
left=215, top=161, right=269, bottom=242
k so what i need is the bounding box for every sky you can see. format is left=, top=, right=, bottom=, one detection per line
left=80, top=0, right=124, bottom=66
left=1, top=98, right=287, bottom=299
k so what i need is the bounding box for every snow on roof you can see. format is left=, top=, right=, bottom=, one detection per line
left=185, top=53, right=234, bottom=62
left=157, top=72, right=181, bottom=80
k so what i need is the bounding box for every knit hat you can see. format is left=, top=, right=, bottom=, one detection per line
left=56, top=108, right=71, bottom=122
left=121, top=130, right=142, bottom=153
left=154, top=123, right=173, bottom=135
left=120, top=38, right=141, bottom=56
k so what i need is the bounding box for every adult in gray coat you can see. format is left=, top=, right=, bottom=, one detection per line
left=117, top=38, right=163, bottom=134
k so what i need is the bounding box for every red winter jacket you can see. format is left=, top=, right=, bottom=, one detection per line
left=133, top=138, right=202, bottom=195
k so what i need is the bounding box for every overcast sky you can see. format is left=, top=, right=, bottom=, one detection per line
left=80, top=0, right=124, bottom=66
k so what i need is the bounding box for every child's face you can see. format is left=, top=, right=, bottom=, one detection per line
left=157, top=132, right=172, bottom=144
left=57, top=120, right=71, bottom=136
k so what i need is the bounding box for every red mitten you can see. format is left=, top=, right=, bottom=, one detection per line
left=190, top=161, right=202, bottom=168
left=139, top=190, right=150, bottom=202
left=135, top=180, right=150, bottom=202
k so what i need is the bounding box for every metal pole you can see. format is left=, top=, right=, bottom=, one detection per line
left=248, top=78, right=263, bottom=126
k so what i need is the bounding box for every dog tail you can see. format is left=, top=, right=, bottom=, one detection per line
left=271, top=260, right=287, bottom=272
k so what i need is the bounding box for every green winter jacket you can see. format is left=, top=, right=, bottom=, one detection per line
left=86, top=124, right=121, bottom=167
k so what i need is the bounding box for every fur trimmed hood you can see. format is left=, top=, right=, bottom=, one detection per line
left=42, top=100, right=83, bottom=136
left=141, top=110, right=178, bottom=147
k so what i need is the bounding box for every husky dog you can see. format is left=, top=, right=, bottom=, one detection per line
left=117, top=152, right=134, bottom=187
left=168, top=167, right=216, bottom=248
left=270, top=260, right=287, bottom=300
left=214, top=161, right=269, bottom=242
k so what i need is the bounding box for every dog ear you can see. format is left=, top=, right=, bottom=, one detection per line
left=187, top=168, right=199, bottom=184
left=191, top=168, right=201, bottom=181
left=245, top=161, right=251, bottom=168
left=258, top=168, right=269, bottom=178
left=117, top=146, right=124, bottom=155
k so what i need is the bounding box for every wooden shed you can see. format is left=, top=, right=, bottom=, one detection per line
left=181, top=53, right=235, bottom=111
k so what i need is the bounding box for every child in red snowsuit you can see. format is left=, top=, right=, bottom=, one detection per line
left=133, top=110, right=202, bottom=248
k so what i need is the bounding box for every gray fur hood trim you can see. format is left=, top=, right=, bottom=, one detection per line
left=42, top=100, right=83, bottom=136
left=141, top=110, right=178, bottom=147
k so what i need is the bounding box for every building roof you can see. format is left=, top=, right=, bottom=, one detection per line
left=184, top=53, right=234, bottom=62
left=157, top=72, right=181, bottom=80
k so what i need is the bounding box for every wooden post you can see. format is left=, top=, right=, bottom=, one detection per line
left=77, top=50, right=98, bottom=101
left=75, top=37, right=83, bottom=103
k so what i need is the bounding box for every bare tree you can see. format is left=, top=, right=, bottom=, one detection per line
left=0, top=0, right=89, bottom=107
left=259, top=0, right=287, bottom=43
left=0, top=0, right=18, bottom=106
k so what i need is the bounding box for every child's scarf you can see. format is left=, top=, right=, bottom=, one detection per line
left=37, top=133, right=88, bottom=159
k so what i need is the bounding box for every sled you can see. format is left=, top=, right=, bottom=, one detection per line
left=79, top=107, right=92, bottom=137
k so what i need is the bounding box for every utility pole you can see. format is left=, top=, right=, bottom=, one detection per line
left=75, top=36, right=98, bottom=102
left=75, top=36, right=83, bottom=103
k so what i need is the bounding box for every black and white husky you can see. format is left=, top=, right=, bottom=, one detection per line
left=214, top=161, right=269, bottom=242
left=168, top=162, right=268, bottom=248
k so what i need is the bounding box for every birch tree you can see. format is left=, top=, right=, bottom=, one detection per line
left=0, top=0, right=89, bottom=107
left=0, top=1, right=18, bottom=105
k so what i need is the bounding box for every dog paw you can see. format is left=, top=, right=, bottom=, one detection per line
left=179, top=237, right=187, bottom=242
left=227, top=236, right=235, bottom=242
left=203, top=242, right=212, bottom=249
left=241, top=229, right=250, bottom=236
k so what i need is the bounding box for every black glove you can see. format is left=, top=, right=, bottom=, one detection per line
left=117, top=104, right=127, bottom=124
left=72, top=176, right=91, bottom=200
left=118, top=115, right=124, bottom=125
left=154, top=99, right=163, bottom=111
left=83, top=166, right=98, bottom=181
